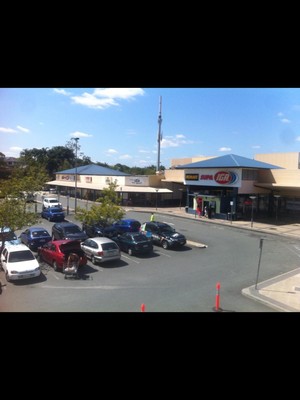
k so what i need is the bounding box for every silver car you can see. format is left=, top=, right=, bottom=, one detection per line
left=80, top=237, right=121, bottom=265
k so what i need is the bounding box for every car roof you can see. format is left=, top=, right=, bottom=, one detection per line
left=4, top=243, right=32, bottom=251
left=28, top=226, right=49, bottom=231
left=1, top=227, right=13, bottom=233
left=44, top=197, right=59, bottom=200
left=54, top=222, right=78, bottom=227
left=87, top=237, right=116, bottom=244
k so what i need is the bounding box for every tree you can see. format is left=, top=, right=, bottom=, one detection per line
left=75, top=182, right=125, bottom=226
left=0, top=198, right=39, bottom=251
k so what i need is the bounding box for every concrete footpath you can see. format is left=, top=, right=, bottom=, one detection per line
left=129, top=206, right=300, bottom=312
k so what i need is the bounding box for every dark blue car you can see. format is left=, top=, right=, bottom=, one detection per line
left=19, top=227, right=52, bottom=251
left=112, top=219, right=141, bottom=234
left=41, top=206, right=65, bottom=221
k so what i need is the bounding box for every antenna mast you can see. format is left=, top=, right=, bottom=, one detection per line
left=157, top=96, right=162, bottom=172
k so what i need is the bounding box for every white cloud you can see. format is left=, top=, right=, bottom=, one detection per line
left=127, top=129, right=137, bottom=135
left=70, top=131, right=93, bottom=138
left=71, top=88, right=144, bottom=110
left=296, top=136, right=300, bottom=141
left=54, top=88, right=72, bottom=96
left=277, top=112, right=284, bottom=117
left=107, top=149, right=118, bottom=154
left=0, top=127, right=17, bottom=133
left=4, top=146, right=23, bottom=157
left=94, top=88, right=144, bottom=99
left=119, top=154, right=132, bottom=159
left=219, top=147, right=232, bottom=152
left=16, top=125, right=30, bottom=133
left=139, top=149, right=151, bottom=153
left=280, top=118, right=291, bottom=123
left=251, top=145, right=261, bottom=149
left=161, top=134, right=194, bottom=148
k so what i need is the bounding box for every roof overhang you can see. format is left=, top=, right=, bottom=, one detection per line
left=46, top=181, right=173, bottom=194
left=254, top=183, right=300, bottom=190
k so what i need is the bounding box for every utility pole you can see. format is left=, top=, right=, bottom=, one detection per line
left=72, top=137, right=79, bottom=213
left=157, top=96, right=162, bottom=172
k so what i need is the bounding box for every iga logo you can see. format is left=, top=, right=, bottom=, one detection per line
left=214, top=171, right=238, bottom=185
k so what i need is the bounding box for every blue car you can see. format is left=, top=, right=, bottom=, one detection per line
left=112, top=219, right=141, bottom=234
left=41, top=206, right=65, bottom=222
left=19, top=227, right=52, bottom=251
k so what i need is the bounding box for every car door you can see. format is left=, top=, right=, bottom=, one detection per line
left=146, top=223, right=160, bottom=244
left=40, top=242, right=53, bottom=264
left=1, top=248, right=8, bottom=273
left=20, top=229, right=30, bottom=246
left=81, top=239, right=93, bottom=259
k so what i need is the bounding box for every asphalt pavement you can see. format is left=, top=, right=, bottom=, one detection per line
left=3, top=193, right=299, bottom=312
left=128, top=205, right=300, bottom=312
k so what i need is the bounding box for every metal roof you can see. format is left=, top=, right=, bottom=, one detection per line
left=57, top=164, right=130, bottom=176
left=175, top=154, right=282, bottom=169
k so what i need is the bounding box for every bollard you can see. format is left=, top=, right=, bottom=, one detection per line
left=141, top=303, right=146, bottom=312
left=214, top=282, right=221, bottom=312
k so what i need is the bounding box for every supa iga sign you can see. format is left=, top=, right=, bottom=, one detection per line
left=185, top=169, right=240, bottom=186
left=214, top=171, right=238, bottom=185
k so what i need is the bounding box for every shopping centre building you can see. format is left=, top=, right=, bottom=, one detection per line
left=47, top=152, right=300, bottom=220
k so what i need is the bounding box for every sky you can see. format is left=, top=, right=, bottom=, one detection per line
left=1, top=87, right=300, bottom=168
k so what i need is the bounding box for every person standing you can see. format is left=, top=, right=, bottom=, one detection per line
left=150, top=212, right=155, bottom=222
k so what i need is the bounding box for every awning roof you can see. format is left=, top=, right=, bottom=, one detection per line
left=46, top=181, right=173, bottom=193
left=255, top=183, right=300, bottom=190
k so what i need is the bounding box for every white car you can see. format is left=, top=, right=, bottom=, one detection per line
left=0, top=243, right=41, bottom=281
left=43, top=197, right=62, bottom=209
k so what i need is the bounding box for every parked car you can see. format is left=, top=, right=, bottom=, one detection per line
left=112, top=232, right=153, bottom=256
left=38, top=240, right=87, bottom=272
left=0, top=227, right=20, bottom=247
left=82, top=222, right=119, bottom=238
left=80, top=237, right=121, bottom=265
left=140, top=221, right=186, bottom=249
left=43, top=197, right=62, bottom=209
left=41, top=206, right=65, bottom=222
left=51, top=222, right=88, bottom=241
left=1, top=243, right=41, bottom=281
left=112, top=219, right=141, bottom=234
left=19, top=227, right=52, bottom=251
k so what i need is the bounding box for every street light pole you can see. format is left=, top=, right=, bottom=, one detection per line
left=179, top=188, right=183, bottom=210
left=274, top=195, right=280, bottom=222
left=155, top=189, right=159, bottom=210
left=250, top=196, right=256, bottom=228
left=72, top=137, right=79, bottom=214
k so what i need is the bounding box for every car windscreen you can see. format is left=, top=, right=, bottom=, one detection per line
left=8, top=250, right=35, bottom=262
left=65, top=226, right=82, bottom=234
left=160, top=225, right=175, bottom=234
left=132, top=234, right=148, bottom=242
left=49, top=207, right=63, bottom=212
left=0, top=231, right=17, bottom=241
left=32, top=230, right=50, bottom=237
left=102, top=242, right=119, bottom=250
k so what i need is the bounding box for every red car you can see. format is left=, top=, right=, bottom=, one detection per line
left=38, top=240, right=87, bottom=272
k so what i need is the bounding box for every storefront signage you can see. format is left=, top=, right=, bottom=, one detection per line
left=125, top=176, right=149, bottom=186
left=214, top=171, right=238, bottom=185
left=184, top=169, right=241, bottom=187
left=185, top=174, right=199, bottom=181
left=61, top=175, right=75, bottom=181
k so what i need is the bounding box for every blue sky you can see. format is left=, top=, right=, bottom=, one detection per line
left=1, top=87, right=300, bottom=168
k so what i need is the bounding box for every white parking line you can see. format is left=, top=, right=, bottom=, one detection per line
left=121, top=255, right=140, bottom=264
left=155, top=251, right=172, bottom=257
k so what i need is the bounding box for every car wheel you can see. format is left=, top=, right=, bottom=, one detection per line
left=162, top=240, right=169, bottom=250
left=91, top=255, right=97, bottom=265
left=128, top=248, right=133, bottom=256
left=5, top=271, right=10, bottom=282
left=53, top=261, right=58, bottom=271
